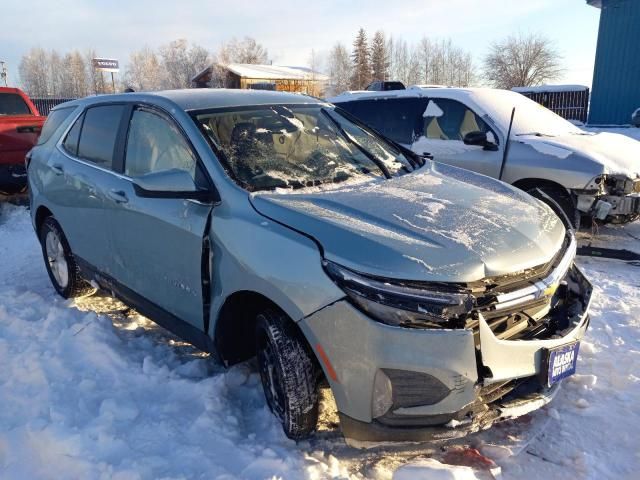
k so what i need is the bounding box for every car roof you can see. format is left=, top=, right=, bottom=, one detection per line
left=56, top=88, right=325, bottom=113
left=328, top=86, right=505, bottom=103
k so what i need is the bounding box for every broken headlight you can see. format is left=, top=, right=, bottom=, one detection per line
left=323, top=260, right=474, bottom=328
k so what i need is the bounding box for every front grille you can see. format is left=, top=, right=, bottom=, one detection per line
left=465, top=234, right=578, bottom=344
left=478, top=379, right=523, bottom=404
left=471, top=234, right=571, bottom=294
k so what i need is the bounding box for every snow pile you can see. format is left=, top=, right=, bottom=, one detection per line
left=225, top=64, right=329, bottom=81
left=0, top=204, right=338, bottom=479
left=517, top=137, right=573, bottom=159
left=423, top=100, right=444, bottom=118
left=1, top=201, right=640, bottom=479
left=584, top=126, right=640, bottom=142
left=393, top=459, right=478, bottom=480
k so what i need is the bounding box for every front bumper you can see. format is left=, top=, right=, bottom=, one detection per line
left=601, top=193, right=640, bottom=216
left=575, top=175, right=640, bottom=218
left=339, top=380, right=561, bottom=444
left=300, top=264, right=592, bottom=444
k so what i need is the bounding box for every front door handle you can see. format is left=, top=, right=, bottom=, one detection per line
left=108, top=189, right=129, bottom=204
left=51, top=164, right=64, bottom=175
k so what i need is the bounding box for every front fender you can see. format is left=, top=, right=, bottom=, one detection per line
left=503, top=143, right=602, bottom=190
left=207, top=194, right=344, bottom=337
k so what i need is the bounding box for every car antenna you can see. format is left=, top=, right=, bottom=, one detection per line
left=498, top=107, right=515, bottom=181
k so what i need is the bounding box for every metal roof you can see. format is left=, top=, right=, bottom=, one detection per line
left=225, top=64, right=329, bottom=81
left=191, top=64, right=329, bottom=83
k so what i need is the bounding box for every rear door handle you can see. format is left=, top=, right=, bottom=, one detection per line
left=108, top=189, right=129, bottom=204
left=51, top=163, right=64, bottom=175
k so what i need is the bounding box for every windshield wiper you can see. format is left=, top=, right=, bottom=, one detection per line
left=320, top=108, right=392, bottom=179
left=514, top=132, right=554, bottom=137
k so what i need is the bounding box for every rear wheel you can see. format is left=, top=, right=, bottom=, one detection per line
left=256, top=310, right=319, bottom=440
left=39, top=217, right=94, bottom=298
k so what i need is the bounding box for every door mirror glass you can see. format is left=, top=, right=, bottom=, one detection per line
left=463, top=130, right=487, bottom=146
left=463, top=130, right=499, bottom=151
left=133, top=168, right=197, bottom=194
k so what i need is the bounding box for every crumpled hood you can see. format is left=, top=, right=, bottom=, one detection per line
left=518, top=132, right=640, bottom=177
left=250, top=162, right=565, bottom=282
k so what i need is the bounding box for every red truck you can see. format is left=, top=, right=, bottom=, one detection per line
left=0, top=87, right=46, bottom=194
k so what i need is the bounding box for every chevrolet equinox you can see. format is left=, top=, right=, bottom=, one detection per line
left=28, top=89, right=592, bottom=444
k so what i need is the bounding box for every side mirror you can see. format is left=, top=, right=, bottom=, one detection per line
left=463, top=131, right=498, bottom=151
left=132, top=169, right=217, bottom=201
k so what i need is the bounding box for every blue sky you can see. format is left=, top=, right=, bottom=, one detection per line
left=1, top=0, right=601, bottom=87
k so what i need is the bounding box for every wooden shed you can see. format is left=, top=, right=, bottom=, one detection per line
left=191, top=63, right=328, bottom=97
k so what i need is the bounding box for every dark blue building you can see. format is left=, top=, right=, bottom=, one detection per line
left=588, top=0, right=640, bottom=125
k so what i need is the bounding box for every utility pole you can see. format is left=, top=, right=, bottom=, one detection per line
left=0, top=61, right=7, bottom=86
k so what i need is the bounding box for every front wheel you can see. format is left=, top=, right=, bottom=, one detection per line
left=39, top=217, right=94, bottom=298
left=256, top=310, right=319, bottom=440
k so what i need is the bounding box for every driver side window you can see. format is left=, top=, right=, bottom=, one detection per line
left=423, top=99, right=492, bottom=141
left=125, top=108, right=197, bottom=180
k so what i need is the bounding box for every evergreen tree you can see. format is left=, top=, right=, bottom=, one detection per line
left=370, top=30, right=388, bottom=82
left=350, top=28, right=371, bottom=89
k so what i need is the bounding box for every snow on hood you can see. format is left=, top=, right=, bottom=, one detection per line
left=518, top=132, right=640, bottom=177
left=250, top=162, right=565, bottom=283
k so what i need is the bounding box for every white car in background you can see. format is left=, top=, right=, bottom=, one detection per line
left=330, top=87, right=640, bottom=225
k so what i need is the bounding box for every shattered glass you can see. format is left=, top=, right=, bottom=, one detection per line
left=194, top=104, right=413, bottom=192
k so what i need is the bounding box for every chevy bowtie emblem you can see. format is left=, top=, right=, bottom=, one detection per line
left=544, top=283, right=560, bottom=297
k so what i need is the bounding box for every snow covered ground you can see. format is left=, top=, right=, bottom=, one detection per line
left=1, top=193, right=639, bottom=478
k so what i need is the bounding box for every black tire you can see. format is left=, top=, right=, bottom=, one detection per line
left=39, top=217, right=94, bottom=299
left=527, top=186, right=578, bottom=229
left=256, top=310, right=319, bottom=440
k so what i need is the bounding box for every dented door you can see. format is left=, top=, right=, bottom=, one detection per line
left=106, top=106, right=213, bottom=330
left=107, top=188, right=212, bottom=330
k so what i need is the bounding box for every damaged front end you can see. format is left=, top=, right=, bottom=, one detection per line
left=312, top=231, right=593, bottom=445
left=576, top=174, right=640, bottom=222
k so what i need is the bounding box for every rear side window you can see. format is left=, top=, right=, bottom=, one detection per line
left=339, top=98, right=425, bottom=144
left=77, top=105, right=125, bottom=168
left=62, top=112, right=83, bottom=156
left=37, top=107, right=74, bottom=145
left=0, top=93, right=32, bottom=115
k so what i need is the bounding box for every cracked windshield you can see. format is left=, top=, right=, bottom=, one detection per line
left=194, top=104, right=414, bottom=191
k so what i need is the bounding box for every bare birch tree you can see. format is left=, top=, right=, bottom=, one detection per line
left=327, top=42, right=351, bottom=95
left=483, top=33, right=562, bottom=89
left=211, top=36, right=269, bottom=87
left=124, top=47, right=164, bottom=91
left=159, top=39, right=210, bottom=89
left=19, top=48, right=50, bottom=97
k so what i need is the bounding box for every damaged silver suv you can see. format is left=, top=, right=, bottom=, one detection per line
left=28, top=89, right=592, bottom=444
